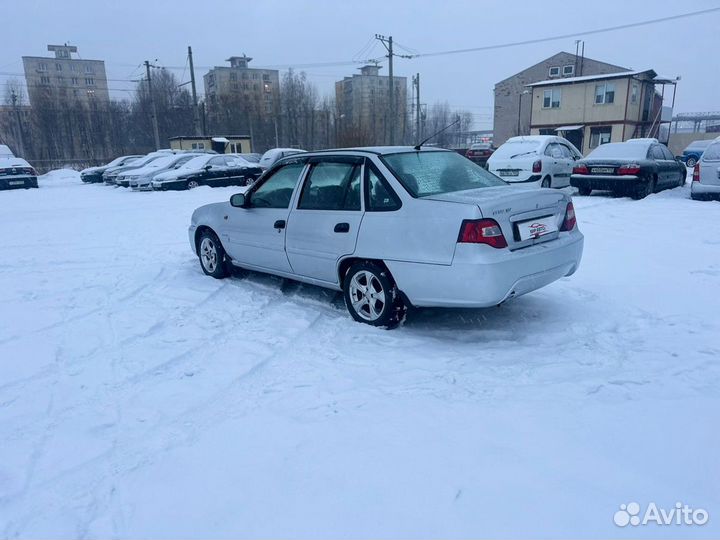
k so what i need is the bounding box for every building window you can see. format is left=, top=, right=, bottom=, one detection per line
left=262, top=74, right=270, bottom=81
left=191, top=142, right=205, bottom=150
left=38, top=63, right=48, bottom=72
left=548, top=66, right=560, bottom=77
left=543, top=88, right=561, bottom=108
left=56, top=63, right=63, bottom=71
left=85, top=77, right=95, bottom=86
left=252, top=73, right=258, bottom=80
left=242, top=72, right=248, bottom=80
left=87, top=89, right=96, bottom=98
left=40, top=76, right=51, bottom=85
left=264, top=83, right=271, bottom=93
left=84, top=65, right=93, bottom=73
left=71, top=77, right=79, bottom=85
left=589, top=126, right=612, bottom=148
left=71, top=64, right=77, bottom=72
left=231, top=82, right=239, bottom=91
left=595, top=83, right=616, bottom=104
left=230, top=72, right=237, bottom=81
left=631, top=83, right=639, bottom=104
left=562, top=65, right=574, bottom=76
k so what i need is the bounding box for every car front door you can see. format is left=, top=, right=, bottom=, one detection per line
left=545, top=143, right=566, bottom=186
left=204, top=156, right=230, bottom=186
left=285, top=156, right=364, bottom=284
left=222, top=161, right=307, bottom=273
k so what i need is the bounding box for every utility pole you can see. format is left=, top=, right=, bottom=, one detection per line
left=375, top=34, right=395, bottom=145
left=188, top=46, right=201, bottom=136
left=412, top=73, right=420, bottom=142
left=145, top=60, right=161, bottom=150
left=10, top=90, right=26, bottom=156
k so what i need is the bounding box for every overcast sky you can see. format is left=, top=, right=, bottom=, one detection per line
left=3, top=0, right=718, bottom=130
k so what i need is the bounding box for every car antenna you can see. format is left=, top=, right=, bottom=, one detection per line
left=413, top=118, right=461, bottom=151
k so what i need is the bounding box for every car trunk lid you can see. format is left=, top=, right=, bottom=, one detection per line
left=423, top=186, right=568, bottom=250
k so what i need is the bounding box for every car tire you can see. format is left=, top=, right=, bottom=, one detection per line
left=343, top=261, right=406, bottom=328
left=541, top=176, right=551, bottom=188
left=678, top=172, right=686, bottom=188
left=686, top=157, right=697, bottom=168
left=578, top=186, right=592, bottom=196
left=632, top=176, right=655, bottom=200
left=187, top=180, right=199, bottom=189
left=197, top=230, right=228, bottom=279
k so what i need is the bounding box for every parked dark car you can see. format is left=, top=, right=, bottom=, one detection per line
left=465, top=143, right=495, bottom=165
left=571, top=141, right=686, bottom=199
left=80, top=155, right=142, bottom=183
left=151, top=154, right=263, bottom=191
left=681, top=139, right=714, bottom=168
left=0, top=157, right=38, bottom=190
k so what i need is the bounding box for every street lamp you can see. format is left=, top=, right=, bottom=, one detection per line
left=517, top=89, right=531, bottom=136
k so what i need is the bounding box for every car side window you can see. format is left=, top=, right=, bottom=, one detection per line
left=661, top=146, right=675, bottom=160
left=650, top=146, right=665, bottom=160
left=560, top=145, right=575, bottom=159
left=250, top=162, right=305, bottom=209
left=366, top=163, right=401, bottom=211
left=208, top=156, right=226, bottom=167
left=298, top=161, right=361, bottom=211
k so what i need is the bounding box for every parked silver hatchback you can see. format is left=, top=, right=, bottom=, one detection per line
left=189, top=147, right=584, bottom=327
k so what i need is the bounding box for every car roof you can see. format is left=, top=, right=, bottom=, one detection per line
left=504, top=135, right=562, bottom=144
left=301, top=146, right=453, bottom=158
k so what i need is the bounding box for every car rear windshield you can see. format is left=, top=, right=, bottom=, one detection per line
left=492, top=141, right=541, bottom=159
left=382, top=151, right=506, bottom=197
left=586, top=143, right=648, bottom=159
left=701, top=143, right=720, bottom=161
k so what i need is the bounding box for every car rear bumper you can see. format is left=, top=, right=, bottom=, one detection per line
left=691, top=182, right=720, bottom=196
left=0, top=176, right=38, bottom=190
left=385, top=230, right=584, bottom=308
left=81, top=173, right=103, bottom=183
left=571, top=174, right=642, bottom=190
left=494, top=173, right=542, bottom=184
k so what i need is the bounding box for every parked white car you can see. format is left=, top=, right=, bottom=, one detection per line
left=188, top=147, right=584, bottom=327
left=487, top=135, right=582, bottom=188
left=259, top=148, right=307, bottom=170
left=691, top=139, right=720, bottom=200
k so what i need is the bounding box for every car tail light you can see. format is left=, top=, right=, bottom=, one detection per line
left=693, top=164, right=700, bottom=182
left=617, top=164, right=641, bottom=175
left=458, top=219, right=508, bottom=248
left=532, top=159, right=542, bottom=173
left=560, top=202, right=577, bottom=231
left=572, top=164, right=589, bottom=175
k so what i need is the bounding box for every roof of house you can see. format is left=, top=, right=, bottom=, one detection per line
left=526, top=69, right=657, bottom=87
left=495, top=51, right=630, bottom=86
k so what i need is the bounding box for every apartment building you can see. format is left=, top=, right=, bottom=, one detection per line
left=203, top=55, right=280, bottom=117
left=22, top=44, right=110, bottom=106
left=335, top=65, right=407, bottom=145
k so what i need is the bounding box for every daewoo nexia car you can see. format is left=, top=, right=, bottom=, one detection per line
left=188, top=147, right=584, bottom=327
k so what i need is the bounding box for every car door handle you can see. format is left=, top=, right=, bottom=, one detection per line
left=334, top=222, right=350, bottom=233
left=274, top=220, right=286, bottom=230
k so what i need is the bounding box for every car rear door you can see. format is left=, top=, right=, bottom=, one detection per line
left=650, top=145, right=672, bottom=186
left=222, top=161, right=307, bottom=273
left=285, top=156, right=364, bottom=285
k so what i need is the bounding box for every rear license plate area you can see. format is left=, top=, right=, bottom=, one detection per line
left=591, top=167, right=615, bottom=174
left=515, top=215, right=558, bottom=241
left=498, top=170, right=519, bottom=177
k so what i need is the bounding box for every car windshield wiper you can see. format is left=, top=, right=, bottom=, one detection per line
left=509, top=150, right=537, bottom=159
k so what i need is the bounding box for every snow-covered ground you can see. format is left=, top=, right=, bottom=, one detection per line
left=1, top=169, right=718, bottom=539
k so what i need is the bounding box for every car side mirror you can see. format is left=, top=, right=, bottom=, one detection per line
left=204, top=165, right=212, bottom=171
left=230, top=193, right=247, bottom=208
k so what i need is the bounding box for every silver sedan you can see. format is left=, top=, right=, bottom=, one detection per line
left=189, top=147, right=584, bottom=327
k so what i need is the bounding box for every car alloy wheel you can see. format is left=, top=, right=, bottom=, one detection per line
left=343, top=261, right=406, bottom=328
left=187, top=180, right=199, bottom=189
left=200, top=237, right=218, bottom=273
left=349, top=270, right=387, bottom=322
left=686, top=157, right=697, bottom=168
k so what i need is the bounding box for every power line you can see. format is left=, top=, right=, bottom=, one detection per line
left=409, top=7, right=720, bottom=59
